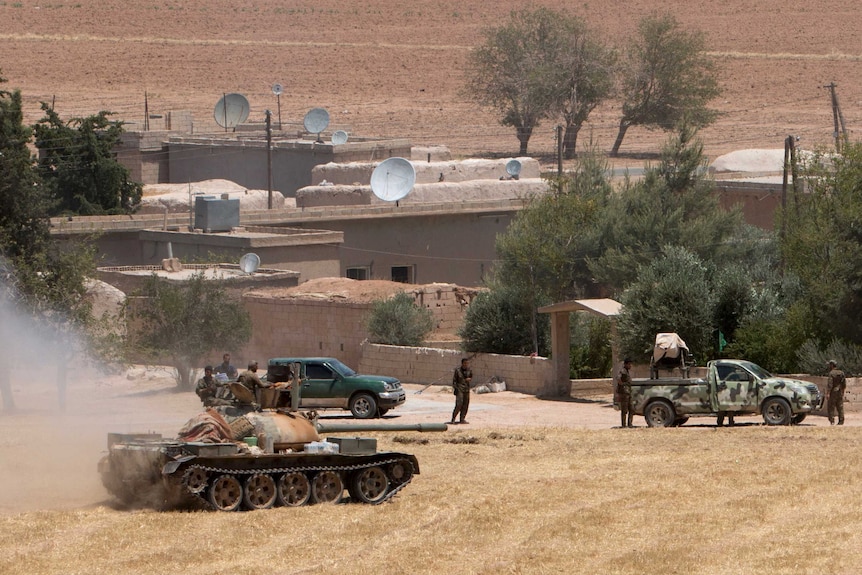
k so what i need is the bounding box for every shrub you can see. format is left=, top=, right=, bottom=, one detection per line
left=367, top=292, right=433, bottom=346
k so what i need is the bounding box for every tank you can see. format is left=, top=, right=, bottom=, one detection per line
left=98, top=381, right=446, bottom=511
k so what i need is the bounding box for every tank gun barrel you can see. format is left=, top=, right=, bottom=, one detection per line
left=315, top=422, right=448, bottom=433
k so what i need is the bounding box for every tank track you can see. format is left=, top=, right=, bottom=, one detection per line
left=182, top=456, right=414, bottom=511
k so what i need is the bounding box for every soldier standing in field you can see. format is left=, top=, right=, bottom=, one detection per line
left=617, top=358, right=634, bottom=428
left=826, top=360, right=846, bottom=425
left=450, top=358, right=473, bottom=425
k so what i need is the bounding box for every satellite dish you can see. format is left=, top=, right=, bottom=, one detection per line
left=370, top=157, right=416, bottom=202
left=331, top=130, right=349, bottom=145
left=272, top=83, right=283, bottom=96
left=239, top=253, right=261, bottom=274
left=506, top=159, right=522, bottom=177
left=213, top=93, right=250, bottom=129
left=303, top=108, right=330, bottom=135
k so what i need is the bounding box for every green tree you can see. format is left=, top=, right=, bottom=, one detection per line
left=464, top=8, right=570, bottom=155
left=590, top=125, right=744, bottom=289
left=496, top=149, right=613, bottom=303
left=129, top=273, right=252, bottom=390
left=366, top=292, right=434, bottom=346
left=459, top=284, right=549, bottom=356
left=549, top=18, right=616, bottom=159
left=617, top=246, right=715, bottom=361
left=33, top=105, right=142, bottom=215
left=610, top=13, right=720, bottom=156
left=779, top=141, right=862, bottom=360
left=0, top=74, right=100, bottom=412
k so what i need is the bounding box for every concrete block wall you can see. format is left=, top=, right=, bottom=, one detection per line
left=413, top=285, right=479, bottom=334
left=311, top=157, right=541, bottom=186
left=243, top=295, right=374, bottom=369
left=358, top=342, right=554, bottom=395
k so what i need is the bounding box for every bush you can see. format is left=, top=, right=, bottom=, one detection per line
left=459, top=286, right=549, bottom=355
left=796, top=339, right=862, bottom=377
left=367, top=292, right=433, bottom=346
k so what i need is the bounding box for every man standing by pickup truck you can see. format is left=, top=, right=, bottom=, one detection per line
left=827, top=360, right=846, bottom=425
left=617, top=358, right=634, bottom=428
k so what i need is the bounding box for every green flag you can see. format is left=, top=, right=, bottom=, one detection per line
left=718, top=330, right=727, bottom=352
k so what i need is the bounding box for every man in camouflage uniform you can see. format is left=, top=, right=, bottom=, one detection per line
left=238, top=361, right=268, bottom=393
left=826, top=360, right=846, bottom=426
left=450, top=358, right=473, bottom=424
left=617, top=358, right=634, bottom=428
left=195, top=366, right=232, bottom=407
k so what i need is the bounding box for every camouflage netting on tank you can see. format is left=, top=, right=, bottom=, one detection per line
left=176, top=409, right=235, bottom=442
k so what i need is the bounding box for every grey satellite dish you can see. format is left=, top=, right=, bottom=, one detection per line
left=370, top=157, right=416, bottom=202
left=303, top=108, right=330, bottom=139
left=506, top=159, right=522, bottom=178
left=272, top=83, right=283, bottom=96
left=214, top=93, right=250, bottom=129
left=239, top=252, right=261, bottom=274
left=331, top=130, right=349, bottom=145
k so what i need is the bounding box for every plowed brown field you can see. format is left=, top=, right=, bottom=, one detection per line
left=2, top=0, right=861, bottom=160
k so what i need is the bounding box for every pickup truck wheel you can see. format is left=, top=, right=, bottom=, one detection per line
left=762, top=397, right=792, bottom=425
left=644, top=400, right=675, bottom=428
left=349, top=393, right=378, bottom=419
left=791, top=413, right=807, bottom=425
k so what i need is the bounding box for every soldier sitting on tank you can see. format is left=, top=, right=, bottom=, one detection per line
left=238, top=361, right=268, bottom=392
left=195, top=366, right=233, bottom=407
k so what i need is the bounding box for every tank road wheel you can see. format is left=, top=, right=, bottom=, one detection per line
left=644, top=400, right=676, bottom=428
left=208, top=474, right=243, bottom=512
left=349, top=393, right=378, bottom=419
left=762, top=397, right=792, bottom=426
left=349, top=466, right=389, bottom=504
left=388, top=459, right=414, bottom=485
left=792, top=413, right=807, bottom=425
left=311, top=470, right=344, bottom=504
left=243, top=474, right=277, bottom=510
left=183, top=467, right=209, bottom=494
left=277, top=472, right=311, bottom=507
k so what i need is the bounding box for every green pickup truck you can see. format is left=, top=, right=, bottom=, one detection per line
left=265, top=357, right=406, bottom=419
left=628, top=359, right=824, bottom=427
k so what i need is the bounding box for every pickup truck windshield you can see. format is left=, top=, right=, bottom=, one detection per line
left=327, top=359, right=357, bottom=377
left=737, top=360, right=772, bottom=379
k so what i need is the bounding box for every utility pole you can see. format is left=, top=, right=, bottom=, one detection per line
left=266, top=110, right=273, bottom=210
left=825, top=82, right=848, bottom=151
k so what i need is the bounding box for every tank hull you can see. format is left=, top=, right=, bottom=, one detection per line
left=99, top=428, right=421, bottom=511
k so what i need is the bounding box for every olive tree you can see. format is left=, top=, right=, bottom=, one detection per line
left=464, top=8, right=570, bottom=155
left=128, top=273, right=252, bottom=390
left=610, top=13, right=721, bottom=156
left=366, top=292, right=433, bottom=346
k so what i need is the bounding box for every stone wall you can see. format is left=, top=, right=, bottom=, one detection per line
left=357, top=342, right=554, bottom=395
left=310, top=157, right=541, bottom=186
left=242, top=284, right=476, bottom=370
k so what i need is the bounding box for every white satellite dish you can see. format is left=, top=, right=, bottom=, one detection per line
left=506, top=159, right=522, bottom=178
left=303, top=107, right=330, bottom=136
left=272, top=83, right=283, bottom=96
left=239, top=253, right=261, bottom=274
left=370, top=157, right=416, bottom=202
left=214, top=93, right=250, bottom=129
left=331, top=130, right=349, bottom=145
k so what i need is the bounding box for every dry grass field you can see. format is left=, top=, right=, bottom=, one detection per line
left=1, top=371, right=861, bottom=574
left=2, top=0, right=862, bottom=161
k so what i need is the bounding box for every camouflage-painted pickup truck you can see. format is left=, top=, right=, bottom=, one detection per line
left=630, top=359, right=824, bottom=427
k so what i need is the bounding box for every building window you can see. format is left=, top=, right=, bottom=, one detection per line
left=346, top=267, right=369, bottom=280
left=391, top=265, right=414, bottom=284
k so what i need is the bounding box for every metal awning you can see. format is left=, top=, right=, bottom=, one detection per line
left=538, top=298, right=622, bottom=318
